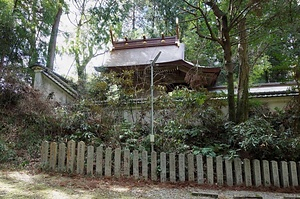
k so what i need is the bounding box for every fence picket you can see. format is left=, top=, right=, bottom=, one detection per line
left=170, top=153, right=176, bottom=182
left=280, top=161, right=289, bottom=188
left=179, top=153, right=185, bottom=182
left=123, top=149, right=130, bottom=177
left=114, top=148, right=121, bottom=177
left=151, top=151, right=157, bottom=181
left=262, top=160, right=271, bottom=187
left=253, top=159, right=262, bottom=187
left=207, top=156, right=214, bottom=185
left=234, top=158, right=243, bottom=186
left=49, top=142, right=57, bottom=170
left=142, top=150, right=148, bottom=180
left=105, top=147, right=112, bottom=177
left=196, top=154, right=204, bottom=184
left=244, top=158, right=252, bottom=187
left=96, top=145, right=103, bottom=176
left=188, top=153, right=194, bottom=182
left=133, top=150, right=139, bottom=179
left=76, top=141, right=85, bottom=174
left=225, top=158, right=233, bottom=186
left=67, top=140, right=76, bottom=173
left=289, top=161, right=298, bottom=186
left=160, top=152, right=166, bottom=182
left=87, top=146, right=94, bottom=175
left=216, top=156, right=223, bottom=186
left=41, top=141, right=49, bottom=165
left=58, top=143, right=66, bottom=172
left=271, top=160, right=280, bottom=187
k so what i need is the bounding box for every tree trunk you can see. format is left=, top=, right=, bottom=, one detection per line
left=47, top=3, right=63, bottom=70
left=236, top=18, right=250, bottom=123
left=222, top=16, right=236, bottom=122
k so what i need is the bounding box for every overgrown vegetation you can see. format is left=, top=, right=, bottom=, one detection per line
left=1, top=69, right=300, bottom=165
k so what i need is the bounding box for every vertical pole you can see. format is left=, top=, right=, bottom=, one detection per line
left=150, top=51, right=161, bottom=152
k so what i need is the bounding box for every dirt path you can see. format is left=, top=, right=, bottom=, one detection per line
left=0, top=170, right=299, bottom=199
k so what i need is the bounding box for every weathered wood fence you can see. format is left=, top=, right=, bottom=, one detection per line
left=41, top=140, right=299, bottom=188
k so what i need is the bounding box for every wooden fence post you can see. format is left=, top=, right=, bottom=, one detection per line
left=262, top=160, right=271, bottom=187
left=207, top=156, right=214, bottom=185
left=41, top=141, right=49, bottom=166
left=188, top=153, right=194, bottom=182
left=244, top=158, right=252, bottom=187
left=234, top=158, right=243, bottom=186
left=225, top=158, right=233, bottom=186
left=76, top=141, right=85, bottom=174
left=151, top=151, right=157, bottom=181
left=216, top=156, right=223, bottom=186
left=96, top=145, right=103, bottom=176
left=253, top=159, right=262, bottom=187
left=133, top=150, right=139, bottom=180
left=160, top=152, right=166, bottom=182
left=142, top=150, right=148, bottom=180
left=58, top=143, right=66, bottom=172
left=123, top=148, right=130, bottom=177
left=280, top=161, right=289, bottom=188
left=114, top=148, right=121, bottom=178
left=271, top=160, right=280, bottom=187
left=179, top=153, right=185, bottom=182
left=196, top=154, right=204, bottom=184
left=289, top=161, right=298, bottom=186
left=105, top=147, right=112, bottom=177
left=170, top=153, right=176, bottom=182
left=67, top=140, right=76, bottom=173
left=87, top=145, right=94, bottom=175
left=49, top=142, right=57, bottom=170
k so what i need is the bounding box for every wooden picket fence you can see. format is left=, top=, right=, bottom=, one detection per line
left=40, top=140, right=299, bottom=188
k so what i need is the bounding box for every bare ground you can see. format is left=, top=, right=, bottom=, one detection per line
left=0, top=167, right=300, bottom=199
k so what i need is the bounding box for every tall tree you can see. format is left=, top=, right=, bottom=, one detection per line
left=47, top=0, right=66, bottom=70
left=0, top=0, right=61, bottom=67
left=63, top=0, right=130, bottom=94
left=182, top=0, right=272, bottom=122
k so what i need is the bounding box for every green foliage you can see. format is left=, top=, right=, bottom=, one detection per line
left=0, top=139, right=16, bottom=163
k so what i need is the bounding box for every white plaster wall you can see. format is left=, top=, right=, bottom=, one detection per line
left=36, top=74, right=75, bottom=104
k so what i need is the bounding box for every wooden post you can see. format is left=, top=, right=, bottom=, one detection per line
left=41, top=141, right=49, bottom=166
left=151, top=151, right=157, bottom=181
left=76, top=141, right=85, bottom=174
left=87, top=145, right=94, bottom=175
left=234, top=158, right=243, bottom=186
left=160, top=152, right=166, bottom=182
left=170, top=153, right=176, bottom=182
left=105, top=147, right=112, bottom=177
left=196, top=154, right=204, bottom=184
left=96, top=145, right=103, bottom=176
left=67, top=140, right=76, bottom=173
left=244, top=158, right=252, bottom=187
left=207, top=156, right=214, bottom=185
left=133, top=150, right=139, bottom=179
left=262, top=160, right=271, bottom=187
left=271, top=160, right=280, bottom=187
left=216, top=156, right=223, bottom=186
left=49, top=142, right=58, bottom=170
left=179, top=153, right=185, bottom=182
left=188, top=153, right=194, bottom=182
left=123, top=148, right=130, bottom=177
left=142, top=150, right=148, bottom=180
left=225, top=158, right=233, bottom=186
left=58, top=142, right=66, bottom=172
left=280, top=161, right=289, bottom=188
left=253, top=159, right=262, bottom=187
left=114, top=148, right=121, bottom=178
